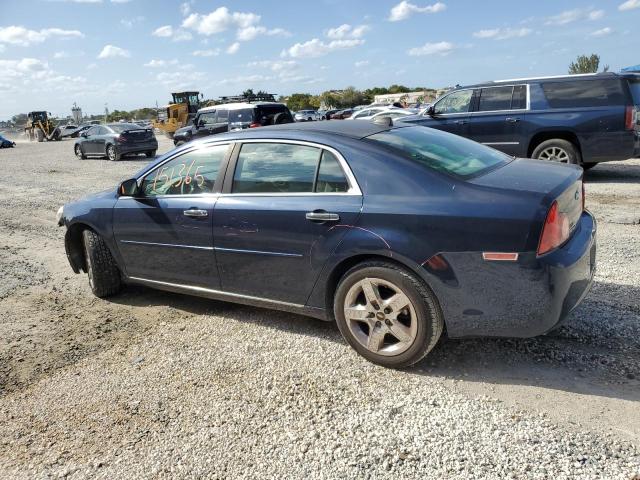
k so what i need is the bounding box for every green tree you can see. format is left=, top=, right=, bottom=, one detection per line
left=388, top=84, right=411, bottom=94
left=286, top=93, right=315, bottom=111
left=568, top=54, right=606, bottom=74
left=340, top=86, right=367, bottom=108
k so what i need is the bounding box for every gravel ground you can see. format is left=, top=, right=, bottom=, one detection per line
left=0, top=138, right=639, bottom=479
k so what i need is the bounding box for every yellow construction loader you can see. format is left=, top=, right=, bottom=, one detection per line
left=24, top=111, right=61, bottom=142
left=152, top=91, right=202, bottom=139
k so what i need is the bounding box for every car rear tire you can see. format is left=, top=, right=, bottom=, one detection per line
left=532, top=139, right=580, bottom=165
left=334, top=260, right=443, bottom=368
left=106, top=144, right=120, bottom=161
left=82, top=229, right=121, bottom=298
left=74, top=144, right=86, bottom=160
left=146, top=150, right=156, bottom=158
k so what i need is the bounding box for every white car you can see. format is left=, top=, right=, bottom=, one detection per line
left=294, top=110, right=321, bottom=122
left=369, top=109, right=416, bottom=121
left=347, top=106, right=402, bottom=120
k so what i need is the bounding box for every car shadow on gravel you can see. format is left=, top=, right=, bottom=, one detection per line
left=584, top=162, right=640, bottom=184
left=109, top=280, right=640, bottom=403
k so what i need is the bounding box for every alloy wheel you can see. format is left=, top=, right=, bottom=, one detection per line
left=343, top=277, right=418, bottom=356
left=107, top=146, right=116, bottom=161
left=538, top=146, right=569, bottom=163
left=75, top=145, right=82, bottom=159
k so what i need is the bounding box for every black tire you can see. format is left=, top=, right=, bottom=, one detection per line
left=334, top=260, right=444, bottom=368
left=82, top=229, right=121, bottom=298
left=532, top=139, right=581, bottom=165
left=74, top=144, right=86, bottom=160
left=146, top=150, right=156, bottom=158
left=106, top=144, right=120, bottom=161
left=582, top=162, right=597, bottom=170
left=174, top=140, right=185, bottom=147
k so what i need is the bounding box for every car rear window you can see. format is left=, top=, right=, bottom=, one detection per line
left=367, top=126, right=511, bottom=178
left=229, top=108, right=255, bottom=123
left=109, top=123, right=144, bottom=132
left=541, top=79, right=627, bottom=108
left=627, top=79, right=640, bottom=105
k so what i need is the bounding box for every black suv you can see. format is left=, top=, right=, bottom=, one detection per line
left=403, top=72, right=640, bottom=168
left=173, top=102, right=293, bottom=146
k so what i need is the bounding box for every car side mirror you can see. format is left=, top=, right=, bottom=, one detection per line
left=426, top=105, right=435, bottom=116
left=197, top=119, right=205, bottom=128
left=118, top=178, right=139, bottom=197
left=80, top=132, right=88, bottom=138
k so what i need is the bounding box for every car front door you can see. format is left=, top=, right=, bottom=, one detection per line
left=112, top=143, right=231, bottom=287
left=212, top=141, right=363, bottom=304
left=413, top=89, right=473, bottom=137
left=192, top=111, right=218, bottom=140
left=467, top=85, right=527, bottom=156
left=82, top=126, right=98, bottom=154
left=94, top=126, right=109, bottom=155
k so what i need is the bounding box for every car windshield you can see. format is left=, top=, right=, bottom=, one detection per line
left=109, top=123, right=144, bottom=132
left=628, top=79, right=640, bottom=105
left=367, top=126, right=511, bottom=178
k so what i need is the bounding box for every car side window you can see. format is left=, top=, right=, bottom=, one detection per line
left=315, top=151, right=349, bottom=193
left=478, top=86, right=513, bottom=112
left=217, top=109, right=228, bottom=123
left=199, top=112, right=216, bottom=126
left=511, top=85, right=527, bottom=109
left=434, top=90, right=473, bottom=114
left=233, top=143, right=322, bottom=193
left=85, top=127, right=97, bottom=136
left=140, top=144, right=229, bottom=196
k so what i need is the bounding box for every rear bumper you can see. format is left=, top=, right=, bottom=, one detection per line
left=116, top=140, right=158, bottom=154
left=434, top=211, right=597, bottom=338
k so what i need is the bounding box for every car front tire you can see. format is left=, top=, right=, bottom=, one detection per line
left=146, top=150, right=156, bottom=158
left=532, top=139, right=580, bottom=165
left=82, top=229, right=121, bottom=298
left=74, top=144, right=86, bottom=160
left=334, top=260, right=444, bottom=368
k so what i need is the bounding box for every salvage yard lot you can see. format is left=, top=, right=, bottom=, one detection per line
left=0, top=138, right=639, bottom=478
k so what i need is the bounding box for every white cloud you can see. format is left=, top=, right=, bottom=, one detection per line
left=236, top=26, right=290, bottom=41
left=120, top=16, right=144, bottom=29
left=53, top=51, right=70, bottom=59
left=0, top=26, right=83, bottom=47
left=354, top=60, right=369, bottom=67
left=473, top=27, right=532, bottom=40
left=110, top=0, right=132, bottom=3
left=143, top=59, right=178, bottom=67
left=247, top=59, right=297, bottom=72
left=226, top=42, right=240, bottom=54
left=590, top=27, right=612, bottom=37
left=181, top=6, right=287, bottom=42
left=545, top=8, right=604, bottom=26
left=282, top=38, right=364, bottom=58
left=180, top=2, right=192, bottom=16
left=388, top=1, right=446, bottom=21
left=326, top=24, right=370, bottom=39
left=152, top=25, right=173, bottom=37
left=192, top=49, right=220, bottom=57
left=97, top=44, right=130, bottom=59
left=172, top=29, right=193, bottom=41
left=407, top=41, right=454, bottom=56
left=619, top=0, right=640, bottom=10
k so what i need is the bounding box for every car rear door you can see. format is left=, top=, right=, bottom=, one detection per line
left=467, top=85, right=527, bottom=156
left=112, top=143, right=231, bottom=287
left=212, top=140, right=363, bottom=304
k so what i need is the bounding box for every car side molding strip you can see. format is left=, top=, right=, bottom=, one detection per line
left=120, top=240, right=214, bottom=251
left=126, top=276, right=327, bottom=320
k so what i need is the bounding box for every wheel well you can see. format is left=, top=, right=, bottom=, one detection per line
left=65, top=223, right=90, bottom=273
left=323, top=254, right=423, bottom=318
left=527, top=131, right=581, bottom=159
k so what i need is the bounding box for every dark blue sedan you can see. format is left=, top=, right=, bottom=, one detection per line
left=57, top=120, right=596, bottom=367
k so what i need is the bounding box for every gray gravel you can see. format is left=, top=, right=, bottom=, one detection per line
left=0, top=140, right=639, bottom=479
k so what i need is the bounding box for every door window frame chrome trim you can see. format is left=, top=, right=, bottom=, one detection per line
left=224, top=138, right=362, bottom=196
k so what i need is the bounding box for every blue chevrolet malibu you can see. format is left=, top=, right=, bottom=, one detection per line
left=57, top=120, right=596, bottom=368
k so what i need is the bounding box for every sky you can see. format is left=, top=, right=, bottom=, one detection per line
left=0, top=0, right=639, bottom=120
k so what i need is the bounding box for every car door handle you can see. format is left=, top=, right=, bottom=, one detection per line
left=183, top=209, right=208, bottom=218
left=454, top=119, right=468, bottom=125
left=505, top=117, right=520, bottom=123
left=305, top=211, right=340, bottom=222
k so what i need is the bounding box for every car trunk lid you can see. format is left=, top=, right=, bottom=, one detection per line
left=121, top=128, right=154, bottom=142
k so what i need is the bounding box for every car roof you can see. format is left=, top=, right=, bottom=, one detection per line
left=222, top=119, right=403, bottom=140
left=459, top=72, right=625, bottom=89
left=199, top=102, right=286, bottom=113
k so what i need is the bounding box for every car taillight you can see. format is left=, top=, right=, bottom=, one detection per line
left=537, top=201, right=571, bottom=256
left=249, top=122, right=261, bottom=128
left=625, top=106, right=635, bottom=130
